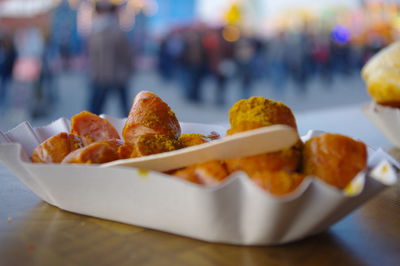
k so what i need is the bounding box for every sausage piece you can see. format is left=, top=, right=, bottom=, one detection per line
left=227, top=96, right=297, bottom=135
left=303, top=133, right=367, bottom=189
left=32, top=132, right=83, bottom=163
left=171, top=160, right=229, bottom=186
left=251, top=170, right=305, bottom=195
left=130, top=134, right=181, bottom=157
left=122, top=91, right=181, bottom=144
left=224, top=96, right=302, bottom=175
left=178, top=133, right=210, bottom=148
left=61, top=140, right=121, bottom=164
left=71, top=111, right=120, bottom=146
left=225, top=142, right=302, bottom=175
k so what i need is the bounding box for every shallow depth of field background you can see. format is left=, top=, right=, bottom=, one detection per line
left=0, top=0, right=397, bottom=131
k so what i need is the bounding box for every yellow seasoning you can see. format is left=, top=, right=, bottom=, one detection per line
left=344, top=183, right=362, bottom=196
left=371, top=161, right=396, bottom=185
left=138, top=169, right=149, bottom=178
left=344, top=172, right=365, bottom=196
left=381, top=164, right=388, bottom=174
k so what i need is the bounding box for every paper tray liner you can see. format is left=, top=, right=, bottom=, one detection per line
left=0, top=116, right=397, bottom=245
left=363, top=102, right=400, bottom=148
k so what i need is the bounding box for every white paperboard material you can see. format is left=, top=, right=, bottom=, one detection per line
left=0, top=117, right=398, bottom=245
left=363, top=103, right=400, bottom=148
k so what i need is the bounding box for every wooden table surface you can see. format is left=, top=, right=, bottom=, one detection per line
left=1, top=107, right=400, bottom=266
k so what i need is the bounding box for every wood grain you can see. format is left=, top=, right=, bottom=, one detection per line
left=1, top=161, right=399, bottom=266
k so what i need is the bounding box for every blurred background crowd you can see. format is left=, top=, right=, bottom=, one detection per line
left=0, top=0, right=399, bottom=130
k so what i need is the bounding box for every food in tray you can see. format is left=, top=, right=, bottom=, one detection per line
left=250, top=170, right=305, bottom=196
left=61, top=139, right=131, bottom=164
left=303, top=133, right=367, bottom=189
left=224, top=97, right=302, bottom=175
left=361, top=42, right=400, bottom=148
left=178, top=133, right=217, bottom=148
left=123, top=91, right=182, bottom=157
left=123, top=91, right=181, bottom=141
left=362, top=41, right=400, bottom=107
left=32, top=132, right=83, bottom=163
left=220, top=96, right=304, bottom=195
left=171, top=160, right=229, bottom=186
left=31, top=91, right=367, bottom=194
left=227, top=96, right=298, bottom=134
left=71, top=110, right=120, bottom=145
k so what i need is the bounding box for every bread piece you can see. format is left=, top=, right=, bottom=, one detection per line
left=362, top=42, right=400, bottom=107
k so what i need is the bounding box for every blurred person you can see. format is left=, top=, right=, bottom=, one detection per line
left=286, top=29, right=313, bottom=94
left=158, top=30, right=184, bottom=82
left=12, top=27, right=44, bottom=120
left=158, top=34, right=173, bottom=81
left=311, top=32, right=332, bottom=85
left=179, top=29, right=206, bottom=103
left=59, top=33, right=71, bottom=70
left=266, top=32, right=289, bottom=94
left=250, top=37, right=266, bottom=80
left=202, top=28, right=233, bottom=106
left=329, top=26, right=352, bottom=76
left=234, top=38, right=257, bottom=99
left=361, top=32, right=386, bottom=67
left=0, top=32, right=17, bottom=113
left=88, top=2, right=133, bottom=117
left=31, top=31, right=56, bottom=118
left=331, top=41, right=351, bottom=76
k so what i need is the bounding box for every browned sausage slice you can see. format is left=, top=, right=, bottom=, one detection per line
left=250, top=170, right=305, bottom=195
left=61, top=141, right=121, bottom=164
left=122, top=91, right=181, bottom=144
left=178, top=133, right=209, bottom=148
left=303, top=133, right=367, bottom=189
left=130, top=134, right=180, bottom=157
left=32, top=132, right=83, bottom=163
left=71, top=111, right=120, bottom=146
left=171, top=160, right=229, bottom=186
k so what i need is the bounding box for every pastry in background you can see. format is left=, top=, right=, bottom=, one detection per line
left=361, top=41, right=400, bottom=107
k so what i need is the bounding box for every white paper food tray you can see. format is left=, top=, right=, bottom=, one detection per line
left=363, top=102, right=400, bottom=148
left=0, top=116, right=398, bottom=245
